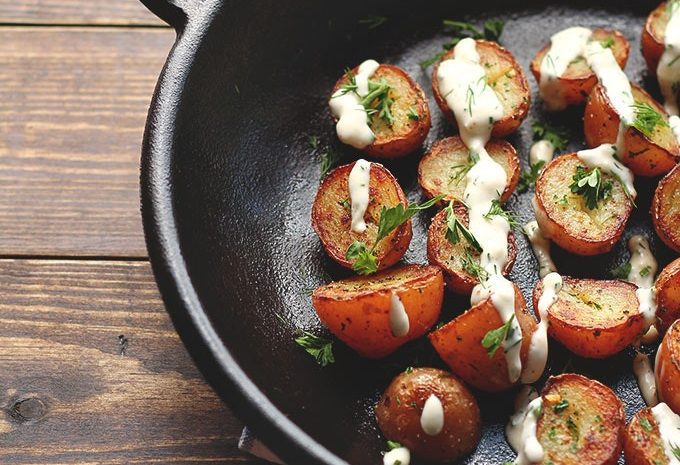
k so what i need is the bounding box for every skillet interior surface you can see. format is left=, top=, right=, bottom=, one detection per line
left=143, top=0, right=674, bottom=463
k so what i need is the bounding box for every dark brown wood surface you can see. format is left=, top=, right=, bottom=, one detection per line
left=0, top=2, right=267, bottom=463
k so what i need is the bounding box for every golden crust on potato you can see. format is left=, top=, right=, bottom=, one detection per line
left=311, top=161, right=411, bottom=271
left=584, top=83, right=679, bottom=177
left=652, top=164, right=680, bottom=253
left=431, top=40, right=530, bottom=138
left=623, top=407, right=669, bottom=465
left=426, top=204, right=516, bottom=294
left=312, top=264, right=444, bottom=358
left=654, top=257, right=680, bottom=334
left=531, top=28, right=630, bottom=107
left=656, top=319, right=680, bottom=415
left=428, top=284, right=536, bottom=392
left=533, top=276, right=644, bottom=358
left=538, top=374, right=625, bottom=465
left=331, top=64, right=431, bottom=158
left=375, top=367, right=481, bottom=463
left=641, top=2, right=672, bottom=75
left=534, top=153, right=633, bottom=256
left=417, top=136, right=520, bottom=204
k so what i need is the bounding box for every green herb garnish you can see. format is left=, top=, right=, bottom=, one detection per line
left=639, top=417, right=653, bottom=432
left=671, top=443, right=680, bottom=461
left=600, top=36, right=615, bottom=49
left=407, top=107, right=420, bottom=121
left=449, top=151, right=480, bottom=186
left=610, top=262, right=632, bottom=279
left=569, top=166, right=613, bottom=210
left=386, top=440, right=402, bottom=451
left=640, top=265, right=652, bottom=277
left=481, top=314, right=516, bottom=357
left=319, top=147, right=340, bottom=179
left=359, top=15, right=387, bottom=29
left=532, top=121, right=569, bottom=152
left=517, top=161, right=545, bottom=193
left=484, top=199, right=519, bottom=229
left=337, top=69, right=395, bottom=126
left=295, top=332, right=335, bottom=366
left=445, top=201, right=483, bottom=252
left=553, top=399, right=569, bottom=413
left=630, top=102, right=669, bottom=138
left=461, top=247, right=489, bottom=282
left=419, top=19, right=504, bottom=69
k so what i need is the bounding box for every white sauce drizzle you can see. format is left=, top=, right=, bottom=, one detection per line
left=576, top=144, right=637, bottom=199
left=347, top=159, right=371, bottom=233
left=539, top=27, right=593, bottom=110
left=633, top=351, right=659, bottom=406
left=328, top=60, right=379, bottom=148
left=529, top=140, right=556, bottom=166
left=388, top=292, right=409, bottom=337
left=671, top=115, right=680, bottom=144
left=383, top=447, right=410, bottom=465
left=438, top=37, right=523, bottom=383
left=523, top=221, right=557, bottom=278
left=625, top=235, right=659, bottom=336
left=651, top=402, right=680, bottom=465
left=511, top=397, right=545, bottom=465
left=658, top=1, right=680, bottom=116
left=585, top=41, right=636, bottom=124
left=506, top=386, right=539, bottom=452
left=420, top=394, right=444, bottom=436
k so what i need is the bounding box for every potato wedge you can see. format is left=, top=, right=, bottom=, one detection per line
left=641, top=2, right=672, bottom=75
left=311, top=264, right=443, bottom=358
left=532, top=277, right=644, bottom=358
left=534, top=153, right=633, bottom=256
left=312, top=161, right=411, bottom=271
left=431, top=40, right=530, bottom=138
left=429, top=283, right=536, bottom=392
left=331, top=64, right=431, bottom=158
left=375, top=367, right=480, bottom=463
left=530, top=29, right=629, bottom=108
left=656, top=319, right=680, bottom=415
left=426, top=203, right=517, bottom=294
left=584, top=83, right=679, bottom=176
left=652, top=164, right=680, bottom=253
left=537, top=374, right=625, bottom=465
left=623, top=407, right=670, bottom=465
left=654, top=257, right=680, bottom=334
left=418, top=136, right=520, bottom=204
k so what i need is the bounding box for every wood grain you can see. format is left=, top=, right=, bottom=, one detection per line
left=0, top=27, right=175, bottom=257
left=0, top=259, right=266, bottom=464
left=0, top=0, right=167, bottom=26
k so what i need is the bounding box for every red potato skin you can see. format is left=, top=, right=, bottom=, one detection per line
left=655, top=257, right=680, bottom=334
left=623, top=408, right=668, bottom=465
left=656, top=319, right=680, bottom=415
left=652, top=164, right=680, bottom=254
left=641, top=2, right=668, bottom=75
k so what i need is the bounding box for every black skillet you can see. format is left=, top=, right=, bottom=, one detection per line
left=139, top=1, right=673, bottom=464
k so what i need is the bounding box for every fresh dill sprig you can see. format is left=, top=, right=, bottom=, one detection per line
left=294, top=332, right=335, bottom=366
left=569, top=166, right=613, bottom=210
left=362, top=77, right=395, bottom=126
left=308, top=135, right=319, bottom=150
left=484, top=199, right=519, bottom=229
left=553, top=399, right=569, bottom=413
left=386, top=440, right=402, bottom=451
left=630, top=102, right=669, bottom=138
left=406, top=107, right=420, bottom=121
left=517, top=161, right=545, bottom=193
left=532, top=121, right=569, bottom=152
left=319, top=147, right=341, bottom=179
left=461, top=247, right=489, bottom=282
left=449, top=151, right=480, bottom=186
left=639, top=416, right=653, bottom=433
left=419, top=19, right=504, bottom=69
left=359, top=15, right=387, bottom=29
left=444, top=201, right=483, bottom=252
left=600, top=36, right=615, bottom=49
left=610, top=262, right=632, bottom=279
left=481, top=314, right=516, bottom=357
left=671, top=442, right=680, bottom=461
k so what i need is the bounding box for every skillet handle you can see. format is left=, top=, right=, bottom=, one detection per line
left=140, top=0, right=189, bottom=29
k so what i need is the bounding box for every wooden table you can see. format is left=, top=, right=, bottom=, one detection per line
left=0, top=1, right=266, bottom=463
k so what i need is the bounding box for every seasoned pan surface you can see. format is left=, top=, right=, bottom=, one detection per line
left=141, top=1, right=671, bottom=464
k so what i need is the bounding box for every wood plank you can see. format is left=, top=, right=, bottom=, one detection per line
left=0, top=0, right=167, bottom=26
left=0, top=27, right=175, bottom=257
left=0, top=259, right=266, bottom=464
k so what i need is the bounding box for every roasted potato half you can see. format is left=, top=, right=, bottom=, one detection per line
left=641, top=2, right=673, bottom=75
left=426, top=204, right=517, bottom=294
left=375, top=367, right=481, bottom=463
left=431, top=40, right=530, bottom=138
left=312, top=161, right=411, bottom=271
left=530, top=29, right=629, bottom=108
left=652, top=164, right=680, bottom=253
left=654, top=257, right=680, bottom=334
left=312, top=264, right=444, bottom=358
left=584, top=83, right=679, bottom=176
left=623, top=407, right=670, bottom=465
left=537, top=374, right=625, bottom=465
left=331, top=64, right=431, bottom=158
left=417, top=136, right=520, bottom=204
left=534, top=153, right=633, bottom=256
left=656, top=319, right=680, bottom=415
left=533, top=277, right=644, bottom=358
left=429, top=283, right=537, bottom=392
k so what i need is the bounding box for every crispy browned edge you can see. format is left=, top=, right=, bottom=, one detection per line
left=652, top=164, right=680, bottom=253
left=641, top=2, right=668, bottom=75
left=623, top=407, right=668, bottom=465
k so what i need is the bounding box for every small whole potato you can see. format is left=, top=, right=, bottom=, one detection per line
left=656, top=319, right=680, bottom=415
left=375, top=367, right=481, bottom=463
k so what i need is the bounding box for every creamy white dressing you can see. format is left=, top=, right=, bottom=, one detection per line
left=510, top=397, right=545, bottom=465
left=506, top=386, right=539, bottom=452
left=539, top=27, right=593, bottom=110
left=624, top=235, right=659, bottom=337
left=576, top=144, right=637, bottom=199
left=633, top=351, right=659, bottom=406
left=523, top=221, right=557, bottom=278
left=348, top=159, right=371, bottom=233
left=529, top=140, right=556, bottom=166
left=651, top=402, right=680, bottom=465
left=328, top=60, right=379, bottom=148
left=437, top=38, right=522, bottom=382
left=420, top=394, right=445, bottom=436
left=383, top=447, right=410, bottom=465
left=658, top=1, right=680, bottom=116
left=671, top=115, right=680, bottom=144
left=389, top=292, right=409, bottom=337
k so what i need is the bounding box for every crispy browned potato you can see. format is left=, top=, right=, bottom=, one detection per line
left=538, top=374, right=625, bottom=465
left=431, top=40, right=530, bottom=138
left=530, top=29, right=629, bottom=108
left=641, top=2, right=672, bottom=75
left=331, top=64, right=431, bottom=158
left=426, top=204, right=516, bottom=294
left=375, top=367, right=481, bottom=463
left=584, top=83, right=679, bottom=176
left=429, top=284, right=537, bottom=392
left=654, top=257, right=680, bottom=333
left=312, top=265, right=444, bottom=358
left=311, top=161, right=411, bottom=271
left=652, top=164, right=680, bottom=253
left=656, top=319, right=680, bottom=415
left=533, top=277, right=644, bottom=358
left=534, top=153, right=633, bottom=256
left=623, top=407, right=669, bottom=465
left=417, top=136, right=520, bottom=204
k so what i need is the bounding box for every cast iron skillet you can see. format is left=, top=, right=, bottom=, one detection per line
left=139, top=1, right=672, bottom=464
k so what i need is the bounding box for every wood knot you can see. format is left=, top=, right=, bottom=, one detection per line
left=9, top=396, right=47, bottom=422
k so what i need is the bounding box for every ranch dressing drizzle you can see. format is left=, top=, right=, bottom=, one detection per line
left=651, top=402, right=680, bottom=465
left=437, top=38, right=522, bottom=382
left=529, top=140, right=556, bottom=166
left=383, top=447, right=410, bottom=465
left=658, top=0, right=680, bottom=116
left=510, top=397, right=545, bottom=465
left=523, top=221, right=557, bottom=278
left=625, top=235, right=659, bottom=336
left=634, top=351, right=659, bottom=406
left=506, top=386, right=539, bottom=452
left=389, top=292, right=410, bottom=337
left=671, top=115, right=680, bottom=144
left=420, top=394, right=445, bottom=436
left=348, top=159, right=371, bottom=233
left=328, top=60, right=379, bottom=148
left=539, top=27, right=593, bottom=110
left=575, top=144, right=637, bottom=199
